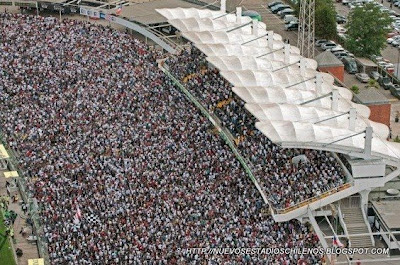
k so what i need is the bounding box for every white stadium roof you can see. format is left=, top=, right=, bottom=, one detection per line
left=246, top=103, right=389, bottom=139
left=168, top=16, right=266, bottom=33
left=206, top=56, right=318, bottom=71
left=232, top=86, right=371, bottom=118
left=157, top=7, right=400, bottom=166
left=156, top=7, right=223, bottom=20
left=256, top=121, right=400, bottom=162
left=196, top=43, right=300, bottom=58
left=221, top=70, right=353, bottom=100
left=183, top=31, right=283, bottom=46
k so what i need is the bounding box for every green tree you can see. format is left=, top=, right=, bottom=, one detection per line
left=345, top=3, right=392, bottom=57
left=293, top=0, right=337, bottom=39
left=315, top=0, right=337, bottom=40
left=350, top=85, right=359, bottom=94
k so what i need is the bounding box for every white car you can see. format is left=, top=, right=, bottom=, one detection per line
left=355, top=73, right=370, bottom=83
left=330, top=46, right=344, bottom=53
left=321, top=41, right=338, bottom=50
left=337, top=25, right=347, bottom=34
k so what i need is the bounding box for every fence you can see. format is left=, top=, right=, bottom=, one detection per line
left=162, top=64, right=357, bottom=218
left=162, top=65, right=273, bottom=213
left=272, top=182, right=353, bottom=215
left=0, top=131, right=50, bottom=264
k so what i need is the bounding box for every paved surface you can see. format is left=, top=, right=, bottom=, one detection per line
left=0, top=174, right=39, bottom=265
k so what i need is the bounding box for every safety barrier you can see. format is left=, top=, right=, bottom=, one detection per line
left=272, top=182, right=353, bottom=215
left=162, top=65, right=273, bottom=213
left=0, top=131, right=50, bottom=264
left=162, top=64, right=356, bottom=218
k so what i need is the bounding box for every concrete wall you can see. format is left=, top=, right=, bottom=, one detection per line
left=368, top=104, right=391, bottom=128
left=318, top=65, right=344, bottom=82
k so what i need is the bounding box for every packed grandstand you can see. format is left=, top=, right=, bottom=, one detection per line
left=0, top=11, right=352, bottom=264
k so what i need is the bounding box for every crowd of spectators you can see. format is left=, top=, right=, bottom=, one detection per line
left=0, top=13, right=323, bottom=264
left=166, top=45, right=346, bottom=209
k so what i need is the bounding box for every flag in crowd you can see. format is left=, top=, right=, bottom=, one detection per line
left=73, top=204, right=82, bottom=224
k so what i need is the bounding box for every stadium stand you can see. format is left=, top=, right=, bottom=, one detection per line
left=166, top=45, right=347, bottom=210
left=0, top=13, right=323, bottom=264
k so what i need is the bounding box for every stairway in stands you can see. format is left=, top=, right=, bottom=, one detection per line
left=341, top=197, right=373, bottom=248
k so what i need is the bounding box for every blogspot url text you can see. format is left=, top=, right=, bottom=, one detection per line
left=177, top=247, right=390, bottom=256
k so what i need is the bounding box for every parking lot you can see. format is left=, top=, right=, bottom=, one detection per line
left=236, top=0, right=400, bottom=137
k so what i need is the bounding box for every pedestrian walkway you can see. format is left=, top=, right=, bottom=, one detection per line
left=0, top=172, right=39, bottom=265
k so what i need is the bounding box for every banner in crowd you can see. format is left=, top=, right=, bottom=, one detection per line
left=101, top=13, right=117, bottom=22
left=80, top=7, right=100, bottom=18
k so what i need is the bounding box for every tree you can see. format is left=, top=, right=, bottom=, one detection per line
left=350, top=85, right=359, bottom=94
left=345, top=3, right=392, bottom=57
left=293, top=0, right=337, bottom=39
left=315, top=0, right=337, bottom=40
left=367, top=79, right=379, bottom=88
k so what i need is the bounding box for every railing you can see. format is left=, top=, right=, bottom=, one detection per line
left=161, top=65, right=273, bottom=214
left=162, top=64, right=356, bottom=218
left=0, top=131, right=50, bottom=264
left=337, top=204, right=351, bottom=247
left=272, top=182, right=353, bottom=215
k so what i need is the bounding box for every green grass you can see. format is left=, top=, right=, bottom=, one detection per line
left=0, top=212, right=16, bottom=265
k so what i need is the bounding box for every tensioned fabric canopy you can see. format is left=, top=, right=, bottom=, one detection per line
left=157, top=7, right=400, bottom=165
left=221, top=70, right=353, bottom=101
left=196, top=43, right=301, bottom=58
left=157, top=7, right=224, bottom=20
left=183, top=31, right=283, bottom=47
left=168, top=16, right=267, bottom=33
left=206, top=56, right=318, bottom=71
left=246, top=103, right=389, bottom=138
left=256, top=121, right=400, bottom=161
left=232, top=86, right=371, bottom=118
left=220, top=70, right=334, bottom=88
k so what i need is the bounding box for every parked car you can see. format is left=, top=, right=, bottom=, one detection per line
left=333, top=51, right=351, bottom=59
left=369, top=71, right=381, bottom=80
left=390, top=84, right=400, bottom=99
left=370, top=55, right=383, bottom=61
left=355, top=73, right=370, bottom=83
left=284, top=14, right=298, bottom=24
left=378, top=61, right=395, bottom=70
left=387, top=37, right=396, bottom=44
left=342, top=57, right=358, bottom=74
left=392, top=40, right=400, bottom=47
left=330, top=46, right=345, bottom=53
left=278, top=8, right=294, bottom=18
left=321, top=41, right=338, bottom=50
left=336, top=15, right=347, bottom=24
left=285, top=21, right=299, bottom=31
left=378, top=76, right=393, bottom=90
left=268, top=1, right=283, bottom=8
left=315, top=39, right=328, bottom=47
left=271, top=4, right=290, bottom=14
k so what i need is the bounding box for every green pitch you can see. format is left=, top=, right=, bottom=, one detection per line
left=0, top=212, right=16, bottom=265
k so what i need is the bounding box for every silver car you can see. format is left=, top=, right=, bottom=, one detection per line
left=355, top=73, right=370, bottom=83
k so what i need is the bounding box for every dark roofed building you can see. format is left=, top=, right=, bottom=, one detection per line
left=354, top=89, right=391, bottom=127
left=315, top=51, right=344, bottom=82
